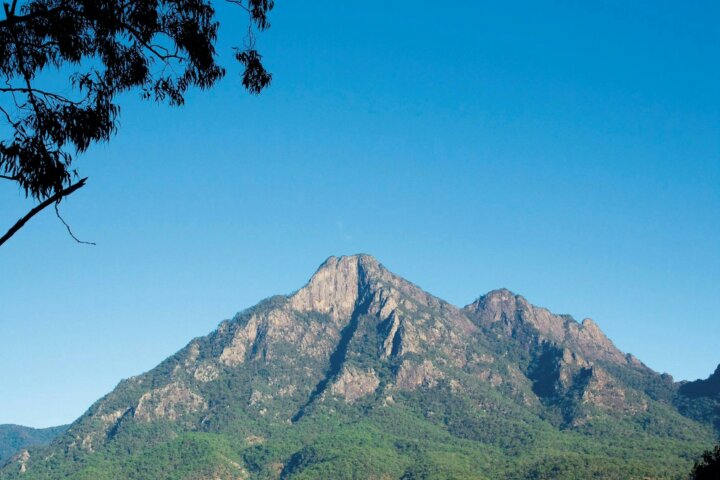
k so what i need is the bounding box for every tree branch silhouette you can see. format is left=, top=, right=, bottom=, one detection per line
left=0, top=177, right=86, bottom=247
left=1, top=0, right=274, bottom=248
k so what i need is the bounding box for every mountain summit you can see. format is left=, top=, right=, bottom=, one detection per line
left=3, top=255, right=717, bottom=479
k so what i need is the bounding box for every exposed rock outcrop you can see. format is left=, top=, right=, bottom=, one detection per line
left=396, top=360, right=443, bottom=390
left=14, top=449, right=29, bottom=474
left=330, top=367, right=380, bottom=403
left=465, top=289, right=628, bottom=365
left=134, top=383, right=207, bottom=422
left=290, top=256, right=362, bottom=321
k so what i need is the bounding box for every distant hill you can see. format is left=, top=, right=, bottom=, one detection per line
left=680, top=365, right=720, bottom=398
left=2, top=255, right=718, bottom=479
left=0, top=425, right=67, bottom=464
left=676, top=364, right=720, bottom=433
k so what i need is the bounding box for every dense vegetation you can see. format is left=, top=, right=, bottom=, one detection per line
left=4, top=403, right=714, bottom=479
left=690, top=444, right=720, bottom=480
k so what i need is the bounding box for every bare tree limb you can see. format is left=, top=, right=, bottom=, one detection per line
left=54, top=202, right=95, bottom=245
left=0, top=177, right=87, bottom=247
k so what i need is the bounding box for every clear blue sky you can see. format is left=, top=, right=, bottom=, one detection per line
left=0, top=0, right=718, bottom=428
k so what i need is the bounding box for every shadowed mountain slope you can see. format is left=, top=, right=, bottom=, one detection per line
left=675, top=364, right=720, bottom=433
left=2, top=255, right=717, bottom=479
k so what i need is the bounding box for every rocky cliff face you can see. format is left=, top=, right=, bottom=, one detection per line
left=464, top=289, right=631, bottom=366
left=4, top=255, right=717, bottom=480
left=463, top=288, right=660, bottom=425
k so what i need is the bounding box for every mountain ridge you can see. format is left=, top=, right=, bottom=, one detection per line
left=3, top=254, right=717, bottom=479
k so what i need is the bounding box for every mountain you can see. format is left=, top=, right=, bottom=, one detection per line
left=675, top=364, right=720, bottom=433
left=2, top=255, right=717, bottom=479
left=0, top=425, right=67, bottom=464
left=681, top=365, right=720, bottom=398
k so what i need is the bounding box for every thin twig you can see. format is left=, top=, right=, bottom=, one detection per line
left=54, top=202, right=95, bottom=245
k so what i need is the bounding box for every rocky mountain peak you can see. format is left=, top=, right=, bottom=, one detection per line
left=470, top=288, right=521, bottom=306
left=289, top=254, right=448, bottom=323
left=465, top=290, right=629, bottom=366
left=464, top=289, right=563, bottom=338
left=289, top=255, right=377, bottom=320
